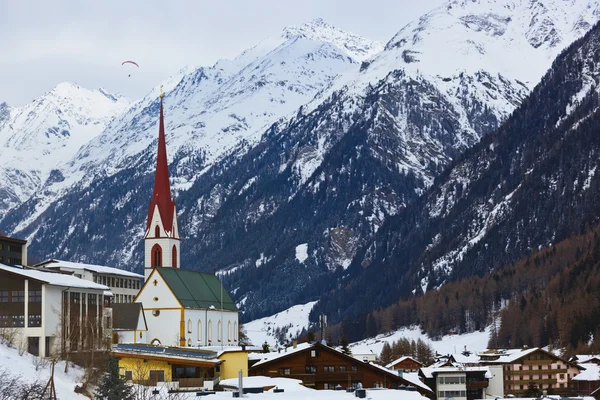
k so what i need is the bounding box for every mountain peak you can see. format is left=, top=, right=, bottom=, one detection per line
left=281, top=18, right=384, bottom=61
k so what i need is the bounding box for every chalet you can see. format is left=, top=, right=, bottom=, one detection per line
left=34, top=259, right=143, bottom=303
left=477, top=347, right=583, bottom=396
left=387, top=356, right=424, bottom=373
left=250, top=342, right=433, bottom=395
left=573, top=363, right=600, bottom=397
left=572, top=355, right=600, bottom=366
left=0, top=263, right=111, bottom=358
left=0, top=235, right=27, bottom=266
left=419, top=365, right=492, bottom=400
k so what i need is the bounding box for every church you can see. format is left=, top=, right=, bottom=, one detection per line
left=130, top=87, right=239, bottom=348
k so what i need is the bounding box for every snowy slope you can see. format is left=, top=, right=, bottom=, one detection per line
left=0, top=83, right=129, bottom=217
left=349, top=326, right=492, bottom=358
left=0, top=341, right=86, bottom=399
left=244, top=301, right=318, bottom=348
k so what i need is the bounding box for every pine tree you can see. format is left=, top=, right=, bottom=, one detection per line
left=95, top=357, right=134, bottom=400
left=340, top=334, right=351, bottom=355
left=380, top=342, right=393, bottom=366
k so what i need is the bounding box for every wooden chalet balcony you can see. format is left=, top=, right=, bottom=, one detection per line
left=286, top=374, right=316, bottom=384
left=507, top=378, right=557, bottom=386
left=466, top=381, right=489, bottom=390
left=523, top=359, right=553, bottom=365
left=317, top=372, right=364, bottom=382
left=504, top=368, right=567, bottom=375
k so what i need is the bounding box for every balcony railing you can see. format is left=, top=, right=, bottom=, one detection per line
left=177, top=378, right=204, bottom=388
left=466, top=381, right=489, bottom=390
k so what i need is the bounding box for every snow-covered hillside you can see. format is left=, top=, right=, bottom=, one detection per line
left=244, top=301, right=318, bottom=348
left=349, top=326, right=492, bottom=358
left=0, top=83, right=129, bottom=217
left=0, top=341, right=86, bottom=399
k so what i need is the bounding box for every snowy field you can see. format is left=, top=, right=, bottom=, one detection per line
left=150, top=376, right=428, bottom=400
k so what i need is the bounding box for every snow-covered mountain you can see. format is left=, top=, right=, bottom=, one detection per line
left=0, top=83, right=130, bottom=217
left=2, top=1, right=600, bottom=324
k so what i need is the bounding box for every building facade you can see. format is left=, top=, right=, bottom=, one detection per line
left=250, top=342, right=433, bottom=394
left=35, top=259, right=143, bottom=303
left=387, top=356, right=424, bottom=373
left=478, top=348, right=582, bottom=396
left=0, top=263, right=111, bottom=358
left=0, top=235, right=27, bottom=266
left=420, top=366, right=491, bottom=400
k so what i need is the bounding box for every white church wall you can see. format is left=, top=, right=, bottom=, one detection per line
left=136, top=270, right=181, bottom=309
left=144, top=308, right=181, bottom=347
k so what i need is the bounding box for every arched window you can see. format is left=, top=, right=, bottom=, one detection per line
left=208, top=321, right=212, bottom=342
left=187, top=319, right=192, bottom=333
left=218, top=320, right=222, bottom=342
left=187, top=338, right=192, bottom=347
left=172, top=245, right=177, bottom=268
left=197, top=320, right=202, bottom=342
left=228, top=321, right=232, bottom=342
left=155, top=225, right=160, bottom=238
left=152, top=244, right=162, bottom=267
left=234, top=322, right=238, bottom=341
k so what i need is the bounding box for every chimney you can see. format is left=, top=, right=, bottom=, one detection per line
left=293, top=340, right=297, bottom=349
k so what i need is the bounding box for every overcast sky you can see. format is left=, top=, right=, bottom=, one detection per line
left=1, top=0, right=444, bottom=106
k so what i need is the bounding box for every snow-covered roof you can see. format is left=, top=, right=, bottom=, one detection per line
left=386, top=356, right=422, bottom=368
left=252, top=342, right=313, bottom=367
left=368, top=363, right=431, bottom=392
left=573, top=364, right=600, bottom=381
left=477, top=348, right=540, bottom=363
left=0, top=263, right=109, bottom=291
left=575, top=355, right=600, bottom=363
left=420, top=366, right=492, bottom=379
left=38, top=259, right=143, bottom=278
left=451, top=353, right=480, bottom=364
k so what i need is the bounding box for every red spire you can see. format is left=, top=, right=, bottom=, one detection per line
left=146, top=94, right=176, bottom=233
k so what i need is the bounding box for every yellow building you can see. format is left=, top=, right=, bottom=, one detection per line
left=113, top=344, right=223, bottom=389
left=218, top=349, right=249, bottom=380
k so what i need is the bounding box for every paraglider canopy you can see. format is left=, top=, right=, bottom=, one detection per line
left=122, top=61, right=139, bottom=77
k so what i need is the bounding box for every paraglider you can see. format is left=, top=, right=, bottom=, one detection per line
left=122, top=61, right=139, bottom=77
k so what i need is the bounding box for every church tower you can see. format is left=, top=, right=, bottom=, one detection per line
left=144, top=87, right=180, bottom=281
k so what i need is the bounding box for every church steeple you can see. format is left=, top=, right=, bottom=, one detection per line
left=144, top=86, right=180, bottom=281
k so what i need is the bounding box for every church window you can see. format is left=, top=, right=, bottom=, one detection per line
left=153, top=297, right=159, bottom=302
left=155, top=225, right=160, bottom=238
left=188, top=319, right=192, bottom=333
left=152, top=310, right=160, bottom=317
left=218, top=320, right=222, bottom=342
left=197, top=320, right=202, bottom=342
left=234, top=322, right=238, bottom=341
left=187, top=338, right=191, bottom=347
left=152, top=244, right=162, bottom=267
left=172, top=245, right=177, bottom=268
left=208, top=321, right=212, bottom=343
left=228, top=321, right=232, bottom=342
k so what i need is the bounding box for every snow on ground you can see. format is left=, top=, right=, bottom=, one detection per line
left=0, top=341, right=87, bottom=399
left=245, top=301, right=318, bottom=348
left=350, top=325, right=492, bottom=358
left=150, top=376, right=428, bottom=400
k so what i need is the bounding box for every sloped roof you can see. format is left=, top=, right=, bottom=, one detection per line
left=155, top=267, right=237, bottom=311
left=37, top=259, right=143, bottom=278
left=113, top=303, right=146, bottom=331
left=386, top=356, right=423, bottom=369
left=0, top=263, right=109, bottom=291
left=573, top=364, right=600, bottom=381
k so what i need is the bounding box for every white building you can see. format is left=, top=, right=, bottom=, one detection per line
left=129, top=89, right=239, bottom=348
left=34, top=259, right=143, bottom=304
left=0, top=263, right=112, bottom=358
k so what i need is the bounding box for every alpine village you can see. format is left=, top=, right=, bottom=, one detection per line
left=2, top=1, right=600, bottom=399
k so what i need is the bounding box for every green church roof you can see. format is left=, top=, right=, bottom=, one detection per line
left=155, top=267, right=237, bottom=311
